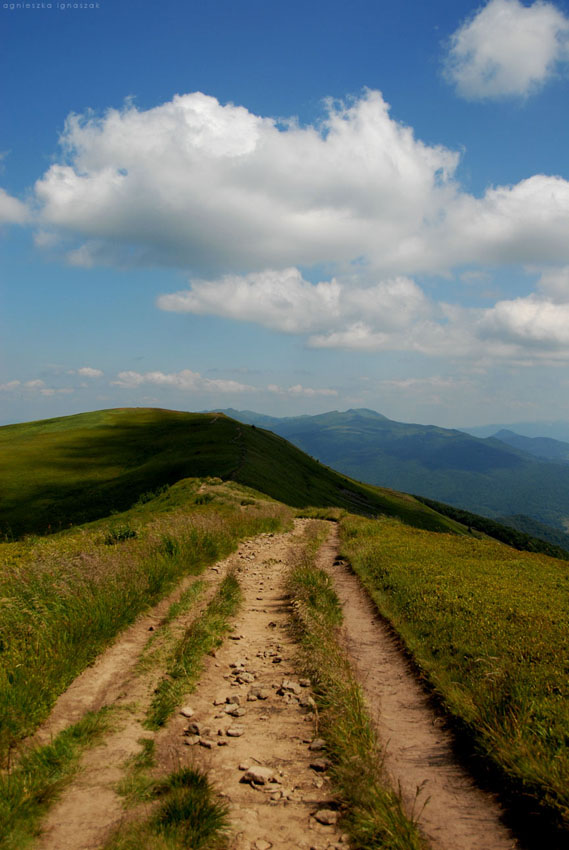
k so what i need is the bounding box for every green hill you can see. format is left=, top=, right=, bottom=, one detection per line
left=216, top=407, right=569, bottom=545
left=0, top=408, right=464, bottom=538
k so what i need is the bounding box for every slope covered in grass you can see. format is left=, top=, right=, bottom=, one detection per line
left=0, top=478, right=290, bottom=762
left=0, top=407, right=463, bottom=538
left=340, top=514, right=569, bottom=841
left=219, top=407, right=569, bottom=543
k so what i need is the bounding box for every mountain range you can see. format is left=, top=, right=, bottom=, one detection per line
left=214, top=407, right=569, bottom=549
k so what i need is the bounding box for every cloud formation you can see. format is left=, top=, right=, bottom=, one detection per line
left=159, top=264, right=569, bottom=363
left=0, top=187, right=29, bottom=225
left=445, top=0, right=569, bottom=100
left=111, top=368, right=337, bottom=398
left=158, top=268, right=430, bottom=336
left=111, top=369, right=254, bottom=394
left=33, top=89, right=569, bottom=280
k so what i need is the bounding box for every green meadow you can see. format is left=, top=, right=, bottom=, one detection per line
left=0, top=478, right=290, bottom=764
left=340, top=514, right=569, bottom=835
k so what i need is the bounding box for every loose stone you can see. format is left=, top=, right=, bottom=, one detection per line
left=226, top=726, right=245, bottom=737
left=314, top=809, right=338, bottom=826
left=179, top=706, right=194, bottom=718
left=241, top=766, right=276, bottom=785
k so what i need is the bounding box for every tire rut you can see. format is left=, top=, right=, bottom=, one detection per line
left=318, top=524, right=519, bottom=850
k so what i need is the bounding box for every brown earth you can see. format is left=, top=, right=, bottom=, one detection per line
left=318, top=525, right=518, bottom=850
left=32, top=519, right=522, bottom=850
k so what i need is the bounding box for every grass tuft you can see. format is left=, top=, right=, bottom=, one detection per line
left=288, top=522, right=426, bottom=850
left=106, top=767, right=228, bottom=850
left=146, top=572, right=241, bottom=729
left=0, top=708, right=114, bottom=850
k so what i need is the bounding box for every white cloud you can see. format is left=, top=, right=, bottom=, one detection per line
left=445, top=0, right=569, bottom=100
left=34, top=90, right=460, bottom=277
left=33, top=89, right=569, bottom=281
left=0, top=378, right=75, bottom=396
left=111, top=369, right=255, bottom=394
left=158, top=263, right=569, bottom=362
left=477, top=294, right=569, bottom=347
left=267, top=383, right=338, bottom=397
left=158, top=268, right=430, bottom=336
left=0, top=188, right=29, bottom=225
left=111, top=368, right=338, bottom=398
left=76, top=367, right=104, bottom=378
left=537, top=265, right=569, bottom=301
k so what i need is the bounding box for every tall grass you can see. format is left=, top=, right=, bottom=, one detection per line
left=105, top=767, right=229, bottom=850
left=288, top=522, right=426, bottom=850
left=340, top=514, right=569, bottom=840
left=0, top=497, right=289, bottom=764
left=0, top=708, right=114, bottom=850
left=146, top=571, right=241, bottom=728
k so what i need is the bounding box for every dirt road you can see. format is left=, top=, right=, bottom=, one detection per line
left=32, top=519, right=519, bottom=850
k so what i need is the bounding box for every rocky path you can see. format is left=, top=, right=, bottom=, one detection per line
left=32, top=518, right=523, bottom=850
left=154, top=519, right=346, bottom=850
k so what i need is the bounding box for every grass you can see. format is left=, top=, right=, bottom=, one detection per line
left=0, top=486, right=289, bottom=764
left=105, top=767, right=229, bottom=850
left=0, top=407, right=468, bottom=538
left=0, top=707, right=114, bottom=850
left=288, top=521, right=426, bottom=850
left=340, top=514, right=569, bottom=842
left=116, top=737, right=157, bottom=808
left=146, top=571, right=241, bottom=728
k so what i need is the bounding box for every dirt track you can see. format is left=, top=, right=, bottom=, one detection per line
left=33, top=519, right=519, bottom=850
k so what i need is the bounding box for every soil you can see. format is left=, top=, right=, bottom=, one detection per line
left=32, top=520, right=521, bottom=850
left=317, top=525, right=518, bottom=850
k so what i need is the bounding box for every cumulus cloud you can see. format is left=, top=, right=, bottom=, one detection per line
left=0, top=187, right=29, bottom=225
left=74, top=367, right=104, bottom=378
left=158, top=263, right=569, bottom=361
left=478, top=294, right=569, bottom=348
left=267, top=383, right=338, bottom=397
left=158, top=268, right=430, bottom=337
left=444, top=0, right=569, bottom=100
left=111, top=369, right=255, bottom=394
left=34, top=89, right=462, bottom=276
left=111, top=368, right=338, bottom=397
left=33, top=89, right=569, bottom=280
left=0, top=378, right=74, bottom=396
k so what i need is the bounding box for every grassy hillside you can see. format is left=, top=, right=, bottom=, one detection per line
left=0, top=477, right=291, bottom=762
left=219, top=407, right=569, bottom=541
left=340, top=514, right=569, bottom=842
left=0, top=408, right=463, bottom=538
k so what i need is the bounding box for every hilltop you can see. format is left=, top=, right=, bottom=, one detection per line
left=0, top=407, right=462, bottom=538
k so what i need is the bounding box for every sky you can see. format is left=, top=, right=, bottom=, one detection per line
left=2, top=0, right=569, bottom=428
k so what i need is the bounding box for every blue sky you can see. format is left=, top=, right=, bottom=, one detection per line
left=2, top=0, right=569, bottom=427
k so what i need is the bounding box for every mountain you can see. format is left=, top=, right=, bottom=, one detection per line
left=492, top=429, right=569, bottom=463
left=0, top=407, right=464, bottom=539
left=214, top=407, right=569, bottom=546
left=464, top=421, right=569, bottom=441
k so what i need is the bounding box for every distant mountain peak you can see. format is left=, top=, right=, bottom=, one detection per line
left=345, top=408, right=390, bottom=420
